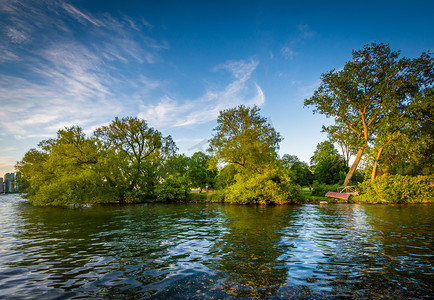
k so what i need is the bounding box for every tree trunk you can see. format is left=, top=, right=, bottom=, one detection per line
left=371, top=147, right=384, bottom=182
left=343, top=143, right=365, bottom=186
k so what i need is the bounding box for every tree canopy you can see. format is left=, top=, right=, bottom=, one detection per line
left=309, top=141, right=348, bottom=185
left=208, top=105, right=282, bottom=172
left=305, top=42, right=433, bottom=185
left=17, top=117, right=180, bottom=205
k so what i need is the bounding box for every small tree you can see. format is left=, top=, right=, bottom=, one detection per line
left=310, top=141, right=348, bottom=185
left=280, top=154, right=313, bottom=187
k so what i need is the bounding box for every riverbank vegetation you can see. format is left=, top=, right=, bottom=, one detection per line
left=16, top=42, right=433, bottom=206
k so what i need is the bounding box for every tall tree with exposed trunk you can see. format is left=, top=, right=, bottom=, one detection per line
left=305, top=43, right=432, bottom=185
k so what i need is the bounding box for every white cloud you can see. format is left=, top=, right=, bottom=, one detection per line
left=281, top=24, right=315, bottom=60
left=0, top=45, right=19, bottom=62
left=139, top=59, right=265, bottom=128
left=0, top=159, right=15, bottom=174
left=61, top=2, right=103, bottom=27
left=281, top=47, right=296, bottom=60
left=7, top=27, right=29, bottom=43
left=297, top=24, right=315, bottom=39
left=297, top=80, right=321, bottom=101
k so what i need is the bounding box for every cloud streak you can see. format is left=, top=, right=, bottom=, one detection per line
left=0, top=1, right=265, bottom=173
left=138, top=59, right=265, bottom=128
left=0, top=0, right=168, bottom=140
left=280, top=24, right=315, bottom=60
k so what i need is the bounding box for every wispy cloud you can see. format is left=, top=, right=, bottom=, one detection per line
left=0, top=159, right=15, bottom=173
left=281, top=24, right=315, bottom=60
left=7, top=27, right=29, bottom=43
left=61, top=2, right=103, bottom=27
left=0, top=0, right=168, bottom=140
left=281, top=47, right=296, bottom=59
left=138, top=59, right=265, bottom=128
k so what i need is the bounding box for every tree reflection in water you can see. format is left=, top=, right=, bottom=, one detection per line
left=206, top=204, right=299, bottom=297
left=1, top=196, right=433, bottom=299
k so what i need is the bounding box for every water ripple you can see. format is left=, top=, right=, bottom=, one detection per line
left=0, top=195, right=433, bottom=298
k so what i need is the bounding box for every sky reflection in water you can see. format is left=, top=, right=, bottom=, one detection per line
left=0, top=194, right=433, bottom=299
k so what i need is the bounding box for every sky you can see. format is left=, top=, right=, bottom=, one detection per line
left=1, top=0, right=433, bottom=176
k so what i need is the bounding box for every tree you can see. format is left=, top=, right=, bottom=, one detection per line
left=377, top=97, right=434, bottom=176
left=280, top=154, right=313, bottom=187
left=16, top=126, right=104, bottom=205
left=305, top=43, right=433, bottom=185
left=188, top=152, right=217, bottom=188
left=94, top=116, right=177, bottom=200
left=322, top=122, right=358, bottom=167
left=208, top=105, right=282, bottom=172
left=310, top=141, right=339, bottom=166
left=310, top=141, right=348, bottom=185
left=369, top=57, right=434, bottom=180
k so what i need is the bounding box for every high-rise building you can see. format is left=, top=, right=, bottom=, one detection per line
left=5, top=179, right=12, bottom=193
left=0, top=177, right=3, bottom=193
left=4, top=173, right=15, bottom=193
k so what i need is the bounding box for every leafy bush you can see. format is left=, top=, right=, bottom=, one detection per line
left=124, top=190, right=146, bottom=203
left=311, top=181, right=340, bottom=197
left=223, top=168, right=301, bottom=204
left=154, top=176, right=189, bottom=202
left=359, top=174, right=434, bottom=203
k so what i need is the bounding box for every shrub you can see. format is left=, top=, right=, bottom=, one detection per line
left=311, top=181, right=340, bottom=197
left=223, top=168, right=301, bottom=204
left=154, top=176, right=189, bottom=202
left=124, top=190, right=145, bottom=203
left=359, top=174, right=434, bottom=203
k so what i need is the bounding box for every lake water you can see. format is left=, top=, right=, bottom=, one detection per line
left=0, top=194, right=433, bottom=299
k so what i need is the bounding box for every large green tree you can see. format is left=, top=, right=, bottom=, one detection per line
left=305, top=43, right=433, bottom=185
left=16, top=126, right=104, bottom=205
left=94, top=116, right=177, bottom=199
left=208, top=105, right=282, bottom=172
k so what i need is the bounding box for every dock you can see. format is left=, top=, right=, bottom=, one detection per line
left=325, top=191, right=351, bottom=200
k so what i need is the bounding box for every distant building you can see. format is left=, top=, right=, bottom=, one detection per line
left=4, top=173, right=17, bottom=193
left=0, top=177, right=3, bottom=193
left=5, top=179, right=12, bottom=193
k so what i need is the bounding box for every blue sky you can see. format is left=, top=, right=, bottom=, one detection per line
left=1, top=0, right=433, bottom=175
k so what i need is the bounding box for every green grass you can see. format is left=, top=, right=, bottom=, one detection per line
left=188, top=190, right=224, bottom=202
left=300, top=189, right=326, bottom=202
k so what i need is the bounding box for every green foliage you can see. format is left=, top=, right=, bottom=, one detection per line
left=17, top=117, right=178, bottom=206
left=123, top=190, right=146, bottom=204
left=310, top=141, right=339, bottom=166
left=94, top=116, right=177, bottom=195
left=311, top=182, right=341, bottom=197
left=208, top=105, right=281, bottom=171
left=359, top=174, right=433, bottom=203
left=305, top=43, right=433, bottom=185
left=215, top=164, right=239, bottom=189
left=17, top=126, right=107, bottom=206
left=314, top=155, right=348, bottom=185
left=280, top=154, right=313, bottom=187
left=188, top=152, right=217, bottom=188
left=310, top=141, right=348, bottom=185
left=223, top=168, right=301, bottom=205
left=322, top=122, right=358, bottom=167
left=154, top=176, right=190, bottom=202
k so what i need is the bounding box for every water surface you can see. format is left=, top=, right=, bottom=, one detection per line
left=0, top=194, right=433, bottom=299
